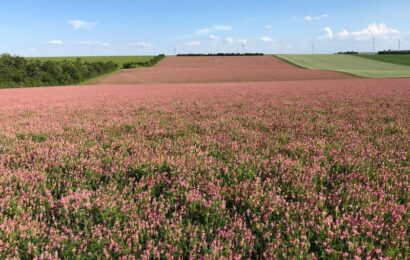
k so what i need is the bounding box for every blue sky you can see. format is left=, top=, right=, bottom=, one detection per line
left=1, top=0, right=409, bottom=56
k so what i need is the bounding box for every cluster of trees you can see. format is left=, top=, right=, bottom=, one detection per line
left=0, top=54, right=118, bottom=88
left=177, top=53, right=264, bottom=56
left=335, top=51, right=359, bottom=55
left=378, top=50, right=410, bottom=55
left=122, top=54, right=165, bottom=69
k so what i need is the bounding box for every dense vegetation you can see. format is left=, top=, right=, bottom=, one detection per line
left=0, top=54, right=118, bottom=88
left=357, top=54, right=410, bottom=67
left=122, top=55, right=165, bottom=69
left=28, top=56, right=154, bottom=68
left=378, top=50, right=410, bottom=54
left=335, top=51, right=359, bottom=55
left=177, top=53, right=264, bottom=56
left=0, top=80, right=408, bottom=258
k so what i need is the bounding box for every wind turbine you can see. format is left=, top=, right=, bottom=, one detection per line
left=241, top=42, right=246, bottom=54
left=173, top=45, right=178, bottom=55
left=371, top=34, right=376, bottom=54
left=398, top=39, right=401, bottom=51
left=311, top=41, right=315, bottom=55
left=137, top=41, right=146, bottom=56
left=280, top=40, right=284, bottom=54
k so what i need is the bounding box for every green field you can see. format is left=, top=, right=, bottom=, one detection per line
left=26, top=56, right=154, bottom=68
left=356, top=54, right=410, bottom=67
left=276, top=54, right=410, bottom=78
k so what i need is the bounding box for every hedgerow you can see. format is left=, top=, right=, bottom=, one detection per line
left=378, top=50, right=410, bottom=54
left=122, top=54, right=165, bottom=69
left=335, top=51, right=359, bottom=55
left=0, top=54, right=118, bottom=88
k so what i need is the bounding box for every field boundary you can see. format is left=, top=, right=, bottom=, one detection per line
left=273, top=55, right=310, bottom=69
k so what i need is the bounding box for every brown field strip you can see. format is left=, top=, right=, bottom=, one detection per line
left=92, top=56, right=354, bottom=85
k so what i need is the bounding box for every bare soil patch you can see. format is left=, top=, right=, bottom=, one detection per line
left=92, top=56, right=354, bottom=84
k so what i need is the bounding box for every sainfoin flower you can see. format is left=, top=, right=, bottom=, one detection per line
left=0, top=79, right=409, bottom=258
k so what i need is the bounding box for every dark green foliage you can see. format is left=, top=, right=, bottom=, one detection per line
left=0, top=54, right=118, bottom=88
left=378, top=50, right=410, bottom=54
left=126, top=162, right=171, bottom=181
left=122, top=54, right=165, bottom=69
left=382, top=126, right=401, bottom=135
left=335, top=51, right=359, bottom=54
left=357, top=54, right=410, bottom=67
left=185, top=201, right=225, bottom=228
left=30, top=133, right=48, bottom=143
left=16, top=132, right=26, bottom=140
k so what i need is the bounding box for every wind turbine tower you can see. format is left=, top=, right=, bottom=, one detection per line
left=241, top=43, right=246, bottom=54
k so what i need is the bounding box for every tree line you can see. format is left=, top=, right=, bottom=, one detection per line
left=378, top=50, right=410, bottom=55
left=335, top=51, right=359, bottom=55
left=0, top=54, right=118, bottom=88
left=122, top=55, right=165, bottom=69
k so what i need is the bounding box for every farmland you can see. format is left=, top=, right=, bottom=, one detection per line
left=27, top=56, right=154, bottom=68
left=0, top=56, right=409, bottom=258
left=276, top=54, right=410, bottom=78
left=357, top=54, right=410, bottom=67
left=93, top=56, right=352, bottom=85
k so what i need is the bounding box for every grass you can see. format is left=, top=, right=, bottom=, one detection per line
left=356, top=54, right=410, bottom=67
left=26, top=56, right=154, bottom=68
left=276, top=54, right=410, bottom=78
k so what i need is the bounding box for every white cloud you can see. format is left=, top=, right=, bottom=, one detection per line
left=224, top=37, right=247, bottom=45
left=237, top=38, right=247, bottom=45
left=183, top=41, right=201, bottom=46
left=260, top=36, right=274, bottom=43
left=78, top=40, right=110, bottom=47
left=304, top=14, right=328, bottom=22
left=196, top=25, right=232, bottom=35
left=69, top=20, right=97, bottom=30
left=337, top=23, right=400, bottom=40
left=225, top=37, right=235, bottom=44
left=304, top=16, right=312, bottom=22
left=214, top=25, right=232, bottom=31
left=325, top=27, right=334, bottom=38
left=48, top=40, right=63, bottom=45
left=210, top=34, right=220, bottom=40
left=318, top=27, right=334, bottom=40
left=129, top=42, right=151, bottom=48
left=337, top=29, right=350, bottom=39
left=317, top=23, right=400, bottom=41
left=196, top=28, right=212, bottom=35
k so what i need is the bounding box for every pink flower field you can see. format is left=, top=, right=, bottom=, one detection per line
left=0, top=79, right=409, bottom=258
